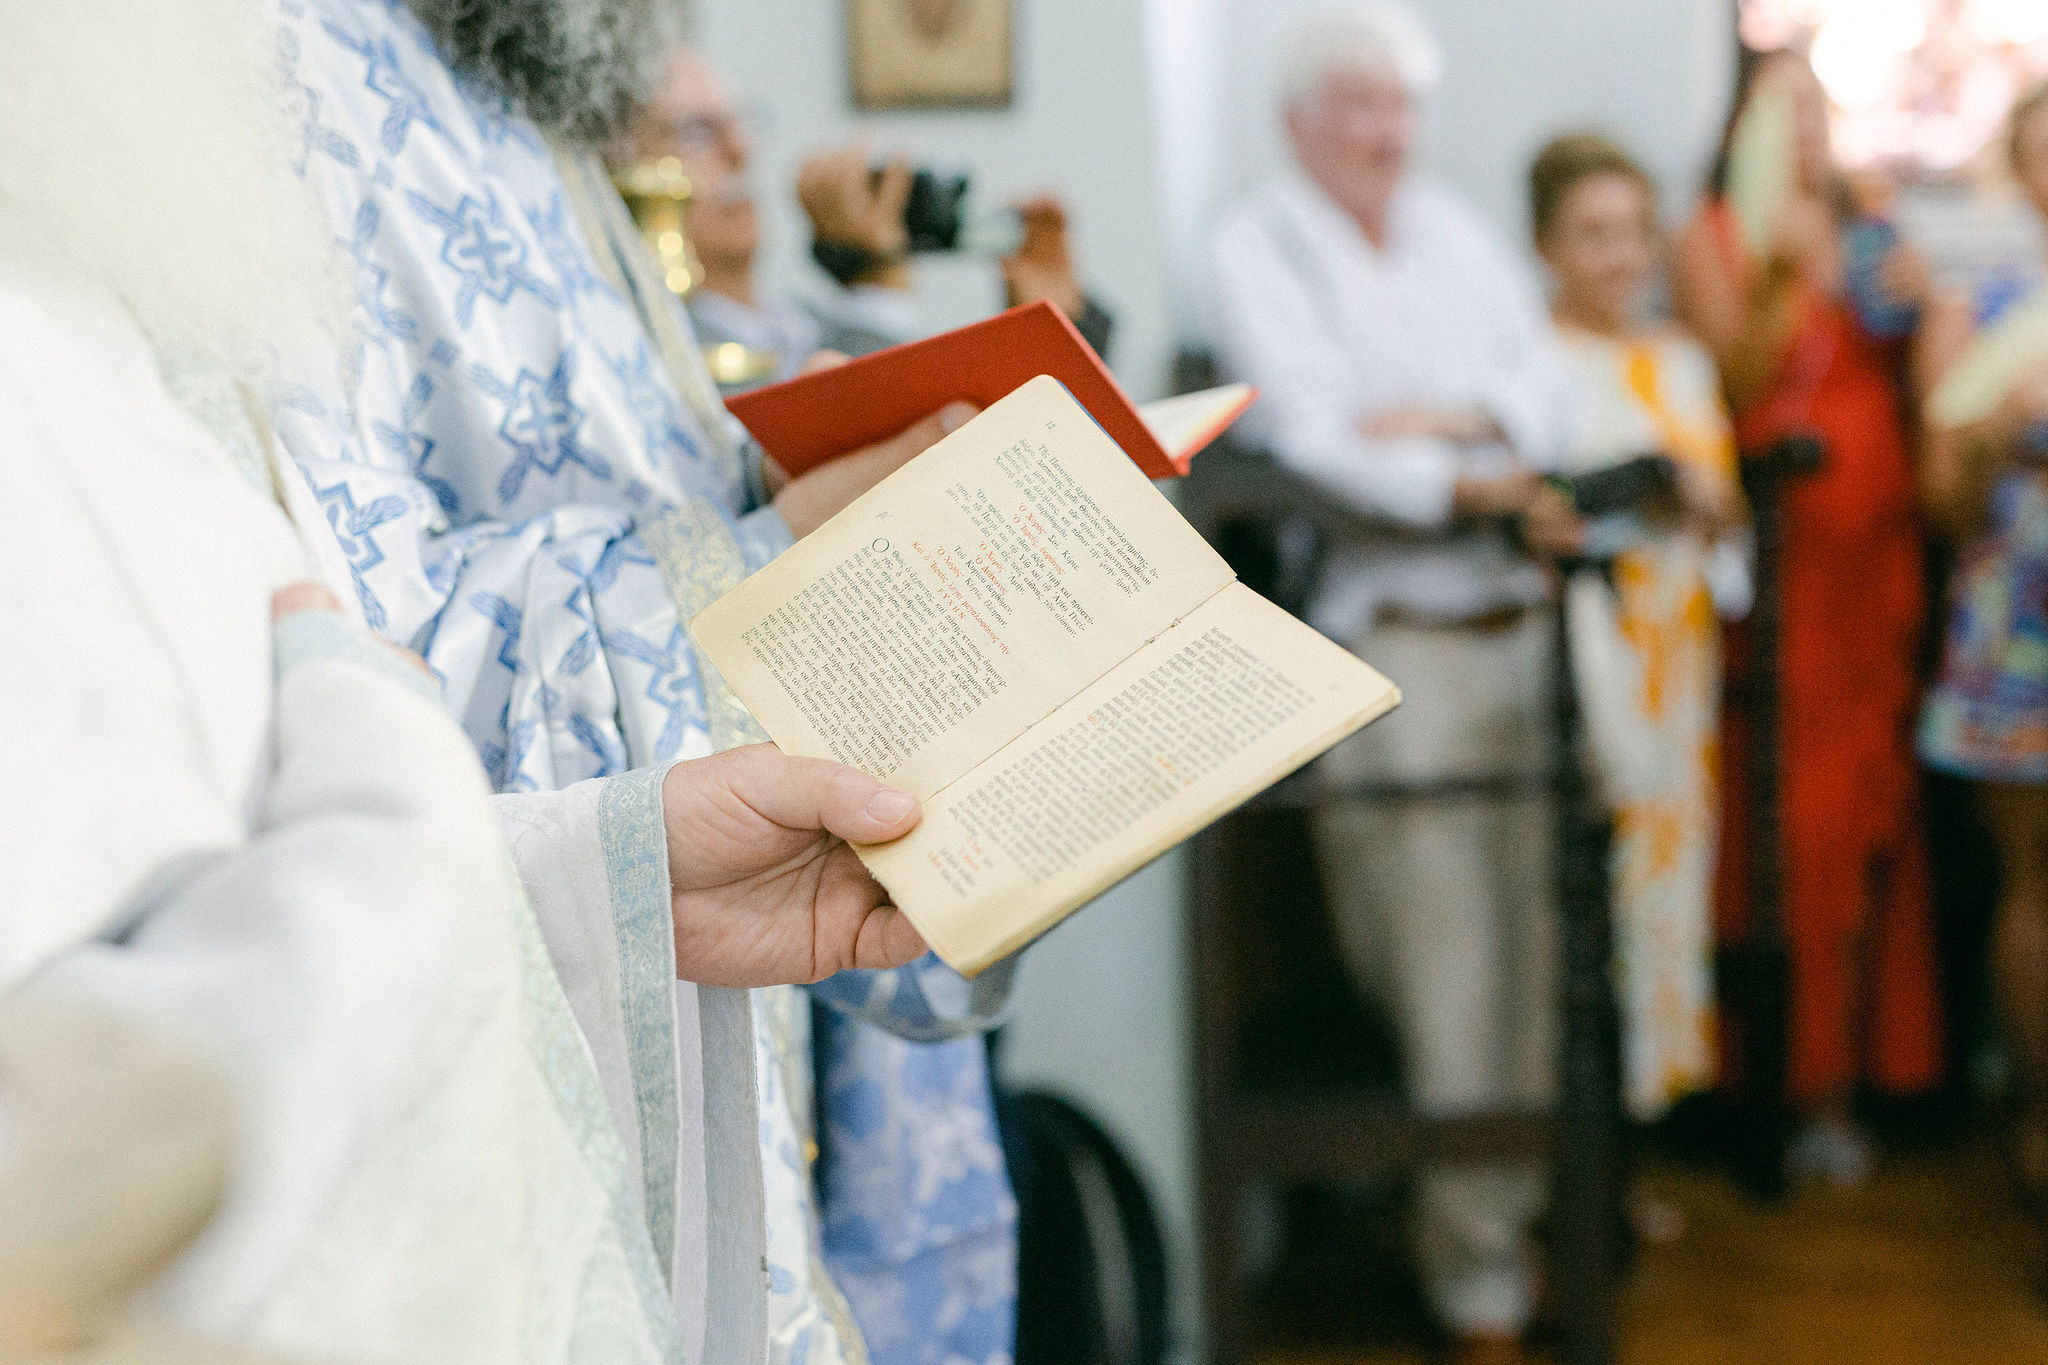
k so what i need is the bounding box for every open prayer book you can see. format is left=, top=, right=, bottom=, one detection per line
left=725, top=300, right=1255, bottom=480
left=692, top=376, right=1399, bottom=975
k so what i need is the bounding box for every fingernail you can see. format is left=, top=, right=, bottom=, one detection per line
left=270, top=582, right=344, bottom=619
left=939, top=402, right=978, bottom=434
left=866, top=787, right=918, bottom=823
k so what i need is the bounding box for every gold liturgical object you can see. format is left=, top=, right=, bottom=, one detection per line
left=612, top=156, right=781, bottom=389
left=613, top=155, right=703, bottom=297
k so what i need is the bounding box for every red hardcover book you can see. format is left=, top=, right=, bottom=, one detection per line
left=723, top=300, right=1253, bottom=480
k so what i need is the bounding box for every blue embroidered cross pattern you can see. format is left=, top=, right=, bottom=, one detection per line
left=603, top=340, right=703, bottom=470
left=407, top=187, right=562, bottom=327
left=322, top=18, right=450, bottom=157
left=346, top=201, right=422, bottom=344
left=469, top=353, right=612, bottom=502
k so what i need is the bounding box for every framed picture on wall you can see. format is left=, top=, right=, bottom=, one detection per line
left=848, top=0, right=1015, bottom=110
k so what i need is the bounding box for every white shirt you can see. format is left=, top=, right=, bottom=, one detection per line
left=1211, top=173, right=1577, bottom=635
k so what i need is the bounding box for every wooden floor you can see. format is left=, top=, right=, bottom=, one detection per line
left=1254, top=1137, right=2048, bottom=1365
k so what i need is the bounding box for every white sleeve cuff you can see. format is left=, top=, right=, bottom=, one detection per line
left=831, top=284, right=923, bottom=347
left=496, top=765, right=682, bottom=1270
left=735, top=504, right=794, bottom=572
left=1275, top=430, right=1462, bottom=530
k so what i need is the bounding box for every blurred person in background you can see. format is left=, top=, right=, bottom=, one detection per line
left=1672, top=47, right=1945, bottom=1187
left=1918, top=80, right=2048, bottom=1226
left=619, top=45, right=1111, bottom=394
left=1212, top=5, right=1580, bottom=1359
left=1531, top=133, right=1744, bottom=1125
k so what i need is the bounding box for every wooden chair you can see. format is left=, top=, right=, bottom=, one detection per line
left=1177, top=440, right=1625, bottom=1365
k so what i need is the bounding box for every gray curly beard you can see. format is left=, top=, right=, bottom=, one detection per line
left=404, top=0, right=686, bottom=144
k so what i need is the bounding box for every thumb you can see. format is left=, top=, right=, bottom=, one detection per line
left=877, top=159, right=914, bottom=217
left=846, top=401, right=979, bottom=482
left=818, top=763, right=922, bottom=845
left=716, top=744, right=923, bottom=845
left=851, top=905, right=931, bottom=972
left=889, top=401, right=979, bottom=458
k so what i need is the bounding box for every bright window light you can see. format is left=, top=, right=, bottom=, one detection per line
left=1740, top=0, right=2048, bottom=174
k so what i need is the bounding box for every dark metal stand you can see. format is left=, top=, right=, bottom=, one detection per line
left=1723, top=434, right=1824, bottom=1200
left=1549, top=582, right=1624, bottom=1365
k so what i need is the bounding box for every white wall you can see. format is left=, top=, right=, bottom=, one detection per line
left=1143, top=0, right=1228, bottom=338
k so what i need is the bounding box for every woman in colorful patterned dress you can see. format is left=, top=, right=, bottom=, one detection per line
left=1920, top=80, right=2048, bottom=1208
left=1530, top=134, right=1744, bottom=1121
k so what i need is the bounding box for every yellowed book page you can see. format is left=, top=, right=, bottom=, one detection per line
left=861, top=581, right=1400, bottom=975
left=1137, top=383, right=1254, bottom=457
left=692, top=375, right=1235, bottom=796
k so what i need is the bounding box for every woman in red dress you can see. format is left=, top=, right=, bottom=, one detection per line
left=1672, top=47, right=1944, bottom=1185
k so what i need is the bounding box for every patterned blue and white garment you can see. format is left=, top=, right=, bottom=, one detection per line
left=270, top=3, right=1018, bottom=1362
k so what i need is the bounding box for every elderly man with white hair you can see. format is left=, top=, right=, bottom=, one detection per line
left=1212, top=5, right=1580, bottom=1359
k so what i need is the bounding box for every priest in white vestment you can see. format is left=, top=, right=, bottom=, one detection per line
left=270, top=2, right=1022, bottom=1361
left=0, top=3, right=938, bottom=1357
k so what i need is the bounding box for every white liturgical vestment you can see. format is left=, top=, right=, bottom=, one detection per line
left=0, top=251, right=683, bottom=1362
left=269, top=5, right=1018, bottom=1361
